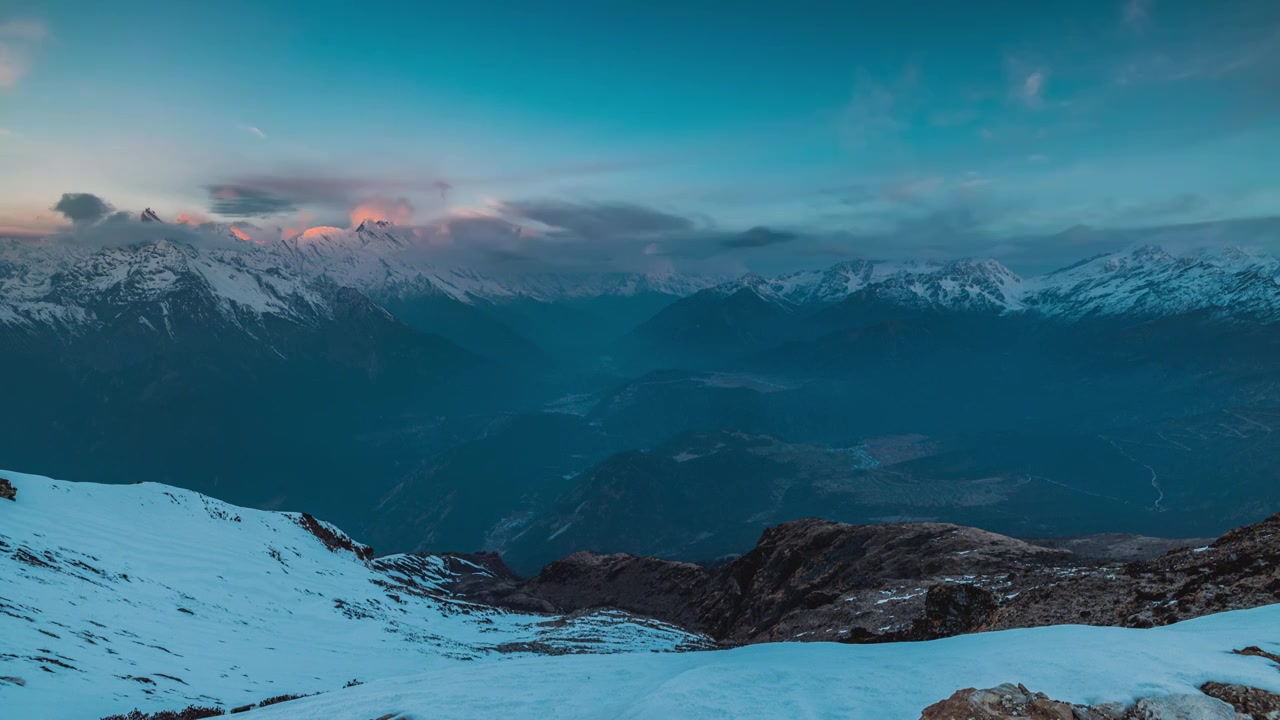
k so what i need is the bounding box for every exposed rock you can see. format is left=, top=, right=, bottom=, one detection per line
left=1025, top=534, right=1215, bottom=564
left=906, top=583, right=999, bottom=640
left=917, top=683, right=1102, bottom=720
left=469, top=518, right=1073, bottom=644
left=1200, top=681, right=1280, bottom=719
left=1235, top=646, right=1280, bottom=665
left=991, top=513, right=1280, bottom=632
left=919, top=684, right=1254, bottom=720
left=458, top=512, right=1280, bottom=647
left=294, top=512, right=374, bottom=561
left=1128, top=694, right=1237, bottom=720
left=0, top=478, right=14, bottom=501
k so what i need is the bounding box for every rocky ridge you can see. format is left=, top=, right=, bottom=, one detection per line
left=455, top=513, right=1280, bottom=646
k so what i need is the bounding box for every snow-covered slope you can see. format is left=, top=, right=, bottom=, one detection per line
left=704, top=258, right=1026, bottom=313
left=0, top=237, right=332, bottom=335
left=4, top=470, right=1280, bottom=719
left=0, top=471, right=706, bottom=719
left=168, top=606, right=1280, bottom=719
left=1023, top=245, right=1280, bottom=321
left=1, top=221, right=722, bottom=329
left=703, top=246, right=1280, bottom=320
left=267, top=221, right=518, bottom=304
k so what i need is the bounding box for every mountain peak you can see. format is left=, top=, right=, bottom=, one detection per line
left=1129, top=244, right=1172, bottom=263
left=139, top=208, right=162, bottom=223
left=355, top=219, right=395, bottom=233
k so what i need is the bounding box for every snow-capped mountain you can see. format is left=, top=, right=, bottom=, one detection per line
left=0, top=237, right=333, bottom=336
left=1023, top=245, right=1280, bottom=322
left=1, top=217, right=722, bottom=337
left=697, top=246, right=1280, bottom=321
left=267, top=221, right=519, bottom=304
left=0, top=470, right=706, bottom=719
left=704, top=258, right=1025, bottom=313
left=262, top=220, right=719, bottom=303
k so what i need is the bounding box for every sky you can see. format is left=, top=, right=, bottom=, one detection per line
left=1, top=0, right=1278, bottom=273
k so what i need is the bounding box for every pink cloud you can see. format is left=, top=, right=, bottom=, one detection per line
left=0, top=19, right=46, bottom=90
left=348, top=197, right=414, bottom=227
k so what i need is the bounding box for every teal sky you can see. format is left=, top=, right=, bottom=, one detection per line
left=1, top=0, right=1278, bottom=270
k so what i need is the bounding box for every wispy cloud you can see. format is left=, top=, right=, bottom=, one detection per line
left=1020, top=70, right=1046, bottom=108
left=206, top=185, right=297, bottom=217
left=499, top=200, right=696, bottom=240
left=349, top=197, right=414, bottom=227
left=1122, top=0, right=1152, bottom=29
left=0, top=18, right=46, bottom=90
left=721, top=226, right=797, bottom=249
left=238, top=124, right=267, bottom=140
left=839, top=66, right=919, bottom=147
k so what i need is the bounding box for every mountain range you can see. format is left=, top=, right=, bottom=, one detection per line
left=2, top=214, right=1280, bottom=575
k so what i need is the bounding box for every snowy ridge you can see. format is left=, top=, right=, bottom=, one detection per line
left=1023, top=245, right=1280, bottom=321
left=0, top=238, right=332, bottom=334
left=4, top=221, right=1279, bottom=334
left=704, top=246, right=1280, bottom=320
left=0, top=470, right=707, bottom=719
left=1, top=221, right=723, bottom=330
left=263, top=220, right=722, bottom=303
left=707, top=258, right=1026, bottom=312
left=217, top=607, right=1280, bottom=719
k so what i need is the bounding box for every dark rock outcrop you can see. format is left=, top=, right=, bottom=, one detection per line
left=918, top=683, right=1110, bottom=720
left=469, top=518, right=1074, bottom=644
left=991, top=512, right=1280, bottom=631
left=294, top=513, right=374, bottom=561
left=0, top=478, right=14, bottom=501
left=905, top=583, right=999, bottom=640
left=459, top=512, right=1280, bottom=647
left=1199, top=681, right=1280, bottom=718
left=918, top=683, right=1256, bottom=720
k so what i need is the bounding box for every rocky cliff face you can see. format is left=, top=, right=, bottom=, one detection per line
left=458, top=519, right=1076, bottom=644
left=989, top=512, right=1280, bottom=631
left=454, top=513, right=1280, bottom=647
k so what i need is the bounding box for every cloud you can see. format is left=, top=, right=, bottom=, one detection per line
left=51, top=193, right=114, bottom=224
left=721, top=226, right=797, bottom=249
left=38, top=194, right=249, bottom=251
left=839, top=66, right=920, bottom=147
left=500, top=200, right=696, bottom=240
left=206, top=184, right=297, bottom=217
left=349, top=197, right=414, bottom=227
left=238, top=124, right=267, bottom=140
left=1110, top=193, right=1205, bottom=223
left=0, top=18, right=46, bottom=90
left=1123, top=0, right=1152, bottom=29
left=1020, top=70, right=1046, bottom=107
left=174, top=211, right=210, bottom=226
left=202, top=172, right=456, bottom=223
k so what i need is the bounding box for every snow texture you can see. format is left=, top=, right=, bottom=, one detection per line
left=0, top=470, right=706, bottom=720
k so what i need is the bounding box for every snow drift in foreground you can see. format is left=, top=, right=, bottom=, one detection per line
left=3, top=470, right=1280, bottom=720
left=0, top=470, right=704, bottom=719
left=243, top=607, right=1280, bottom=719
